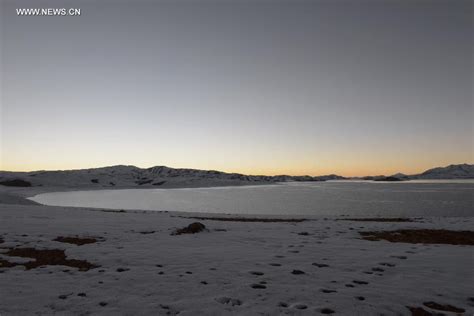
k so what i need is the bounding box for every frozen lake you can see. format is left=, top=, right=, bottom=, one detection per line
left=29, top=180, right=474, bottom=217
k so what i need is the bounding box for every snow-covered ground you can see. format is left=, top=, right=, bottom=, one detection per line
left=1, top=180, right=473, bottom=315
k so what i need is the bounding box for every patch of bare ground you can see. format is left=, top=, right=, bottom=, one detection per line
left=1, top=248, right=99, bottom=271
left=407, top=306, right=439, bottom=316
left=361, top=229, right=474, bottom=245
left=423, top=301, right=465, bottom=313
left=337, top=218, right=416, bottom=222
left=99, top=209, right=126, bottom=213
left=0, top=259, right=16, bottom=268
left=172, top=222, right=207, bottom=235
left=0, top=179, right=32, bottom=187
left=183, top=216, right=306, bottom=223
left=53, top=236, right=101, bottom=246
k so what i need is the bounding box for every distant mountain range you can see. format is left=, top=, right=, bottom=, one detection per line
left=360, top=164, right=474, bottom=181
left=0, top=164, right=472, bottom=188
left=414, top=163, right=474, bottom=179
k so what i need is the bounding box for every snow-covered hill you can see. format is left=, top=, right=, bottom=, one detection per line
left=0, top=165, right=337, bottom=189
left=0, top=164, right=471, bottom=190
left=357, top=164, right=473, bottom=181
left=411, top=163, right=474, bottom=179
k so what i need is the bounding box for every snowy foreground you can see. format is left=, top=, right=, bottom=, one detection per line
left=1, top=193, right=473, bottom=315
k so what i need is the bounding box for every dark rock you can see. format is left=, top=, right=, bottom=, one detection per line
left=172, top=222, right=206, bottom=235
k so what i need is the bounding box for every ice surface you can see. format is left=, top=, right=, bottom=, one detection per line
left=30, top=181, right=474, bottom=217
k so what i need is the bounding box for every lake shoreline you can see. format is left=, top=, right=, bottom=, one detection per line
left=22, top=181, right=474, bottom=217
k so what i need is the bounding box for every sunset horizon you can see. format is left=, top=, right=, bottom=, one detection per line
left=2, top=160, right=474, bottom=178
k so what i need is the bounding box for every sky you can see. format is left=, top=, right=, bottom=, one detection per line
left=0, top=0, right=472, bottom=177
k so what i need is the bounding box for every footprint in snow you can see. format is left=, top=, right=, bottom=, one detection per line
left=249, top=271, right=264, bottom=276
left=320, top=307, right=335, bottom=314
left=321, top=289, right=337, bottom=293
left=215, top=296, right=242, bottom=306
left=353, top=280, right=369, bottom=285
left=58, top=294, right=72, bottom=300
left=292, top=303, right=307, bottom=310
left=390, top=255, right=407, bottom=259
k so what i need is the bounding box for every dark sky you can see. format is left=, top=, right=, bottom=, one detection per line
left=1, top=0, right=472, bottom=176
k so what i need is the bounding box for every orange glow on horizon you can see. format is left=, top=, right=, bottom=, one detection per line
left=2, top=158, right=472, bottom=177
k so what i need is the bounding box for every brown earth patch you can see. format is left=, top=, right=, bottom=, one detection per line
left=184, top=216, right=306, bottom=223
left=54, top=236, right=100, bottom=246
left=0, top=179, right=32, bottom=187
left=423, top=301, right=465, bottom=313
left=0, top=259, right=16, bottom=268
left=361, top=229, right=474, bottom=245
left=338, top=218, right=415, bottom=222
left=407, top=306, right=437, bottom=316
left=1, top=247, right=99, bottom=271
